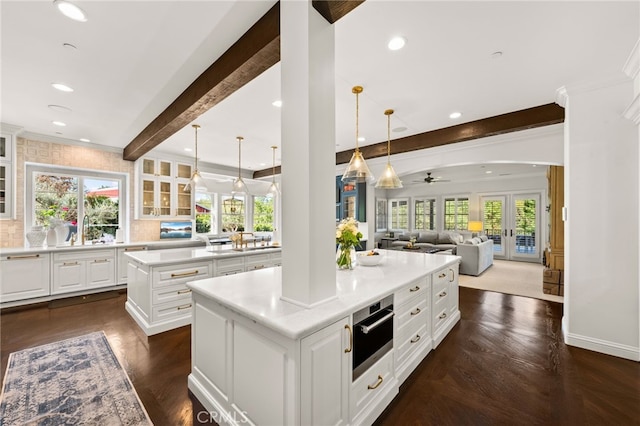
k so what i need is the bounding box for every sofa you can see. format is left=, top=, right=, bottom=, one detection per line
left=390, top=230, right=471, bottom=251
left=457, top=236, right=494, bottom=276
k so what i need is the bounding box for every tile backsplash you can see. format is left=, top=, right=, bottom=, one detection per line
left=0, top=137, right=169, bottom=247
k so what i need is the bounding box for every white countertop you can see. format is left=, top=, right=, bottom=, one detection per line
left=0, top=239, right=207, bottom=256
left=187, top=249, right=460, bottom=340
left=125, top=245, right=282, bottom=266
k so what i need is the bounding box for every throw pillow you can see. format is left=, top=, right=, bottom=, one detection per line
left=479, top=235, right=488, bottom=242
left=417, top=231, right=437, bottom=243
left=463, top=239, right=475, bottom=245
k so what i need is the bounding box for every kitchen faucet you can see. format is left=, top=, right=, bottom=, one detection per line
left=81, top=214, right=90, bottom=245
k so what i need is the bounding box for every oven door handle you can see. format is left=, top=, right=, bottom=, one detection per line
left=360, top=310, right=395, bottom=334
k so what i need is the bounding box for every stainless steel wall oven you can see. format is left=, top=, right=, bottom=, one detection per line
left=352, top=294, right=394, bottom=381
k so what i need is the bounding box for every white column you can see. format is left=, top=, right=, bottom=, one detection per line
left=560, top=73, right=640, bottom=361
left=280, top=1, right=337, bottom=307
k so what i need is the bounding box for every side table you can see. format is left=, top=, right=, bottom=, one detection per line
left=380, top=237, right=398, bottom=249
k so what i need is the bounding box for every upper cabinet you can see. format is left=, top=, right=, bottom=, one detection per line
left=135, top=156, right=193, bottom=219
left=0, top=133, right=14, bottom=219
left=336, top=176, right=366, bottom=223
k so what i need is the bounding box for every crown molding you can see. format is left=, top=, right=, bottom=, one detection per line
left=623, top=94, right=640, bottom=125
left=0, top=122, right=24, bottom=135
left=558, top=72, right=631, bottom=97
left=622, top=38, right=640, bottom=79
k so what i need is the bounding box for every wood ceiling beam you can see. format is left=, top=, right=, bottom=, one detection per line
left=252, top=103, right=564, bottom=179
left=123, top=0, right=366, bottom=162
left=123, top=3, right=281, bottom=161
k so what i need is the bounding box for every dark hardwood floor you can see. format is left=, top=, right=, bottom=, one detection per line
left=2, top=288, right=639, bottom=425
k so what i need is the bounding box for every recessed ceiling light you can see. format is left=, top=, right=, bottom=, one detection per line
left=272, top=100, right=282, bottom=107
left=52, top=121, right=66, bottom=127
left=184, top=148, right=192, bottom=152
left=392, top=126, right=407, bottom=133
left=449, top=111, right=462, bottom=119
left=357, top=136, right=365, bottom=142
left=388, top=36, right=407, bottom=51
left=52, top=83, right=73, bottom=92
left=53, top=0, right=88, bottom=22
left=48, top=104, right=72, bottom=113
left=79, top=138, right=90, bottom=142
left=485, top=170, right=493, bottom=174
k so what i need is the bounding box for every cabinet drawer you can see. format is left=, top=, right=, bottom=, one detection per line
left=216, top=267, right=245, bottom=277
left=155, top=262, right=211, bottom=287
left=245, top=253, right=270, bottom=266
left=350, top=350, right=394, bottom=420
left=396, top=297, right=428, bottom=341
left=394, top=278, right=428, bottom=306
left=53, top=249, right=114, bottom=262
left=152, top=299, right=193, bottom=322
left=396, top=323, right=428, bottom=368
left=216, top=257, right=244, bottom=269
left=433, top=284, right=449, bottom=313
left=432, top=268, right=450, bottom=293
left=152, top=283, right=192, bottom=305
left=433, top=306, right=449, bottom=332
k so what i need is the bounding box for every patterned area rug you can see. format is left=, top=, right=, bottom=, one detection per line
left=0, top=331, right=152, bottom=425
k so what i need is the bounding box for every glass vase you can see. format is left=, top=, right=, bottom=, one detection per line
left=336, top=244, right=356, bottom=270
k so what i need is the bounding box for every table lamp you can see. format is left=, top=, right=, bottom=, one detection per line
left=468, top=221, right=483, bottom=237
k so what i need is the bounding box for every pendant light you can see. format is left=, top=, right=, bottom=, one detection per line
left=184, top=124, right=206, bottom=192
left=342, top=86, right=374, bottom=183
left=232, top=136, right=249, bottom=194
left=267, top=145, right=279, bottom=196
left=375, top=109, right=403, bottom=189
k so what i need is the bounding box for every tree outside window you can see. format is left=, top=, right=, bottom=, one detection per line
left=253, top=196, right=274, bottom=231
left=195, top=192, right=213, bottom=234
left=444, top=197, right=469, bottom=231
left=415, top=198, right=436, bottom=230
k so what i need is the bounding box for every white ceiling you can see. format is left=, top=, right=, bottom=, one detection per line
left=1, top=1, right=638, bottom=182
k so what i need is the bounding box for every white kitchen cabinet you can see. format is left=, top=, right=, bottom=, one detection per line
left=301, top=317, right=351, bottom=426
left=0, top=253, right=50, bottom=302
left=117, top=245, right=147, bottom=284
left=394, top=276, right=432, bottom=384
left=52, top=249, right=115, bottom=295
left=350, top=350, right=398, bottom=426
left=125, top=258, right=212, bottom=335
left=214, top=256, right=245, bottom=276
left=136, top=156, right=193, bottom=219
left=431, top=263, right=460, bottom=348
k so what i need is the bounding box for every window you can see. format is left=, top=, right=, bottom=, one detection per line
left=444, top=197, right=469, bottom=231
left=253, top=195, right=274, bottom=231
left=195, top=191, right=215, bottom=234
left=414, top=198, right=436, bottom=230
left=28, top=165, right=125, bottom=241
left=375, top=198, right=387, bottom=232
left=389, top=198, right=409, bottom=230
left=220, top=195, right=245, bottom=232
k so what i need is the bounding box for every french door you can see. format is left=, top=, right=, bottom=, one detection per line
left=480, top=193, right=541, bottom=262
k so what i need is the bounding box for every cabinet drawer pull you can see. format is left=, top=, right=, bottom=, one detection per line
left=63, top=261, right=79, bottom=266
left=410, top=334, right=421, bottom=344
left=409, top=286, right=420, bottom=292
left=344, top=324, right=353, bottom=353
left=439, top=291, right=447, bottom=298
left=410, top=308, right=421, bottom=316
left=449, top=268, right=455, bottom=282
left=125, top=247, right=146, bottom=252
left=177, top=303, right=192, bottom=311
left=439, top=312, right=447, bottom=319
left=367, top=375, right=384, bottom=390
left=171, top=270, right=199, bottom=278
left=93, top=259, right=110, bottom=263
left=438, top=272, right=446, bottom=278
left=252, top=264, right=265, bottom=270
left=7, top=254, right=40, bottom=260
left=177, top=289, right=192, bottom=295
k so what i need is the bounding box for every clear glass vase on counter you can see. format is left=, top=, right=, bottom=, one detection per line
left=336, top=244, right=356, bottom=270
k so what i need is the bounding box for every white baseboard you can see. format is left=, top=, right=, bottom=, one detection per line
left=563, top=325, right=640, bottom=362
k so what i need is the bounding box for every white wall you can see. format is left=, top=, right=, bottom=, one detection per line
left=562, top=76, right=639, bottom=361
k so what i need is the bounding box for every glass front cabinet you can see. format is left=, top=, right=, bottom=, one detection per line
left=0, top=133, right=13, bottom=219
left=136, top=157, right=193, bottom=219
left=335, top=176, right=366, bottom=223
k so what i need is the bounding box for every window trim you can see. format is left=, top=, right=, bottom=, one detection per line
left=442, top=195, right=469, bottom=231
left=388, top=197, right=410, bottom=231
left=414, top=197, right=436, bottom=231
left=25, top=162, right=128, bottom=239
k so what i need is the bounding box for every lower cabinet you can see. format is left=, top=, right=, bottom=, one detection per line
left=126, top=259, right=212, bottom=336
left=117, top=246, right=147, bottom=284
left=52, top=249, right=115, bottom=295
left=431, top=263, right=460, bottom=348
left=0, top=253, right=50, bottom=303
left=301, top=317, right=351, bottom=426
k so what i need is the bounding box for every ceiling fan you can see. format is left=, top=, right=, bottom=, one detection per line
left=412, top=172, right=451, bottom=184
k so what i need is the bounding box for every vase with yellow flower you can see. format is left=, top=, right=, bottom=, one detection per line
left=335, top=217, right=362, bottom=270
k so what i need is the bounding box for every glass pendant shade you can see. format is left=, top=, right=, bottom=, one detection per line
left=184, top=124, right=208, bottom=192
left=232, top=136, right=249, bottom=194
left=342, top=85, right=374, bottom=184
left=266, top=145, right=279, bottom=197
left=375, top=109, right=403, bottom=189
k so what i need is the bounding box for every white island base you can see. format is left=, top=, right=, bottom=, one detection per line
left=187, top=250, right=460, bottom=425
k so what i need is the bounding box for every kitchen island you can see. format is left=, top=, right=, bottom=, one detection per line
left=187, top=249, right=460, bottom=426
left=124, top=245, right=282, bottom=335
